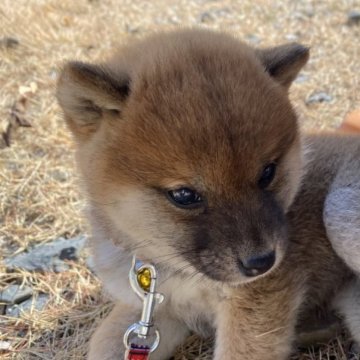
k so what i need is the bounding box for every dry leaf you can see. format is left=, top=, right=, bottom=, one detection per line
left=1, top=96, right=32, bottom=148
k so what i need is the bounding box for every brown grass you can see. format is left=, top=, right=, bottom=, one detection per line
left=0, top=0, right=359, bottom=359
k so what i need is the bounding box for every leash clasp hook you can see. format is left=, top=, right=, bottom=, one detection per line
left=123, top=256, right=164, bottom=353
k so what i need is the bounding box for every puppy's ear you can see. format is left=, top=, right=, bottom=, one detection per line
left=256, top=43, right=309, bottom=89
left=56, top=61, right=130, bottom=141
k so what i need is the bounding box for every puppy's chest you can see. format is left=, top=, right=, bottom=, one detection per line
left=159, top=276, right=219, bottom=337
left=92, top=236, right=218, bottom=336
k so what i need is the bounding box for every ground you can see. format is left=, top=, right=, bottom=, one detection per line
left=0, top=0, right=360, bottom=359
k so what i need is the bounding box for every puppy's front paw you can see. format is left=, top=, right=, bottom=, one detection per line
left=88, top=342, right=125, bottom=360
left=88, top=325, right=126, bottom=360
left=88, top=303, right=138, bottom=360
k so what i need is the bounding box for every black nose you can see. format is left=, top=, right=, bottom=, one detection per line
left=239, top=251, right=276, bottom=277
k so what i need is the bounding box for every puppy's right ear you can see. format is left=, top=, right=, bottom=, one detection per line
left=256, top=43, right=309, bottom=90
left=56, top=61, right=130, bottom=141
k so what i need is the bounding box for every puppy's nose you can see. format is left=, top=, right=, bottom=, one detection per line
left=239, top=251, right=276, bottom=277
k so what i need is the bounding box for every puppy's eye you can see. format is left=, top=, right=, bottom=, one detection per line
left=258, top=163, right=277, bottom=189
left=167, top=188, right=203, bottom=209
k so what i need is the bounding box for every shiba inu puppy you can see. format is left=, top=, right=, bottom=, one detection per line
left=57, top=28, right=360, bottom=359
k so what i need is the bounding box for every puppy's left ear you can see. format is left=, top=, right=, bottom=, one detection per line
left=56, top=61, right=130, bottom=142
left=256, top=43, right=309, bottom=89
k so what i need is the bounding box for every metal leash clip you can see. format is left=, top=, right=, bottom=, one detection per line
left=123, top=256, right=164, bottom=360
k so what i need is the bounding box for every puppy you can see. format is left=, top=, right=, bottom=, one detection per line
left=56, top=28, right=360, bottom=359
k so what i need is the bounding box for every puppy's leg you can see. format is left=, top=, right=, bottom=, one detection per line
left=324, top=179, right=360, bottom=347
left=214, top=276, right=305, bottom=360
left=88, top=301, right=189, bottom=360
left=324, top=186, right=360, bottom=274
left=335, top=279, right=360, bottom=345
left=88, top=302, right=137, bottom=360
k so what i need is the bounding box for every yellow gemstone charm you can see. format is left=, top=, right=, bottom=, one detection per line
left=137, top=268, right=152, bottom=291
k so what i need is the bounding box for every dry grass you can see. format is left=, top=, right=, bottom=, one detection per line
left=0, top=0, right=359, bottom=359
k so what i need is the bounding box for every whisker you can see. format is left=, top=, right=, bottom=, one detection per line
left=159, top=263, right=195, bottom=285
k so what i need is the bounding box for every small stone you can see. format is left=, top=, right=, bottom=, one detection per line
left=199, top=12, right=214, bottom=23
left=0, top=285, right=33, bottom=304
left=285, top=34, right=299, bottom=41
left=6, top=305, right=18, bottom=317
left=50, top=169, right=68, bottom=182
left=347, top=10, right=360, bottom=26
left=294, top=73, right=309, bottom=84
left=34, top=148, right=46, bottom=158
left=304, top=6, right=315, bottom=18
left=0, top=341, right=12, bottom=351
left=198, top=8, right=231, bottom=24
left=306, top=92, right=333, bottom=105
left=245, top=34, right=261, bottom=45
left=213, top=8, right=231, bottom=17
left=6, top=294, right=49, bottom=318
left=49, top=68, right=58, bottom=80
left=0, top=37, right=19, bottom=49
left=4, top=236, right=87, bottom=272
left=125, top=24, right=140, bottom=34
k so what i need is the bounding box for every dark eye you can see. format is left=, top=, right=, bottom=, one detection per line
left=258, top=163, right=277, bottom=189
left=167, top=188, right=203, bottom=209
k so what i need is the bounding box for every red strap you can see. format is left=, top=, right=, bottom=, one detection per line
left=126, top=346, right=150, bottom=360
